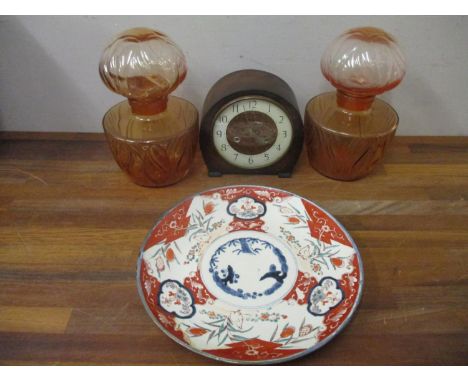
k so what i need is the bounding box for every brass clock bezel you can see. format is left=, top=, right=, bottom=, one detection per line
left=211, top=95, right=294, bottom=170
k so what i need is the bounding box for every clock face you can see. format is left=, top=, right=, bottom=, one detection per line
left=212, top=97, right=293, bottom=169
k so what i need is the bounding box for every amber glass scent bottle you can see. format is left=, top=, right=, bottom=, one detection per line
left=304, top=27, right=406, bottom=181
left=99, top=28, right=199, bottom=187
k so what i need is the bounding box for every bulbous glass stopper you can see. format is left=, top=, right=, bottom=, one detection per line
left=320, top=27, right=406, bottom=111
left=99, top=27, right=187, bottom=115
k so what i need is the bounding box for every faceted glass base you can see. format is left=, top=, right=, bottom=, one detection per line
left=103, top=96, right=198, bottom=187
left=304, top=92, right=398, bottom=181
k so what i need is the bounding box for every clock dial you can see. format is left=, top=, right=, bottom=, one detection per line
left=226, top=111, right=277, bottom=155
left=213, top=97, right=293, bottom=169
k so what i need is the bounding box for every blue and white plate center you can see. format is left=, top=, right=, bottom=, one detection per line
left=200, top=231, right=298, bottom=308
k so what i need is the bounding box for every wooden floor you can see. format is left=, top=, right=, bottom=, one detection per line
left=0, top=133, right=467, bottom=365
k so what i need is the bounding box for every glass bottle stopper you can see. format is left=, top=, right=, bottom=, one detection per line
left=321, top=26, right=406, bottom=111
left=99, top=27, right=187, bottom=115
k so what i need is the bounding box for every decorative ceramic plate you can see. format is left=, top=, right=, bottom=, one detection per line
left=137, top=185, right=363, bottom=364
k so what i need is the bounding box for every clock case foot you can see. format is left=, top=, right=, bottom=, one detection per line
left=208, top=171, right=223, bottom=177
left=207, top=169, right=292, bottom=178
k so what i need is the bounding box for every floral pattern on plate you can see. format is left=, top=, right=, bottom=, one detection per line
left=227, top=197, right=266, bottom=220
left=307, top=277, right=344, bottom=316
left=158, top=279, right=196, bottom=318
left=137, top=185, right=363, bottom=364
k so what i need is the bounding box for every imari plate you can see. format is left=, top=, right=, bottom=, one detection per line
left=137, top=185, right=363, bottom=364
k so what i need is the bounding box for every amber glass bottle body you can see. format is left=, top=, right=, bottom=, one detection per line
left=304, top=92, right=398, bottom=181
left=103, top=96, right=198, bottom=187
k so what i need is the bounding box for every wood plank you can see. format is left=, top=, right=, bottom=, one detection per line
left=0, top=281, right=137, bottom=309
left=0, top=332, right=218, bottom=365
left=337, top=215, right=468, bottom=231
left=384, top=164, right=468, bottom=177
left=0, top=132, right=105, bottom=141
left=0, top=306, right=71, bottom=334
left=351, top=230, right=468, bottom=248
left=0, top=331, right=465, bottom=365
left=0, top=133, right=467, bottom=365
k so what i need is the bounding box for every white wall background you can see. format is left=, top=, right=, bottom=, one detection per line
left=0, top=15, right=466, bottom=135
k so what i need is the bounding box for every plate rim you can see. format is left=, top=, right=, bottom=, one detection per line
left=136, top=184, right=365, bottom=365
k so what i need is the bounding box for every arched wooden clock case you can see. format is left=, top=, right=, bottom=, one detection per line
left=200, top=69, right=304, bottom=177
